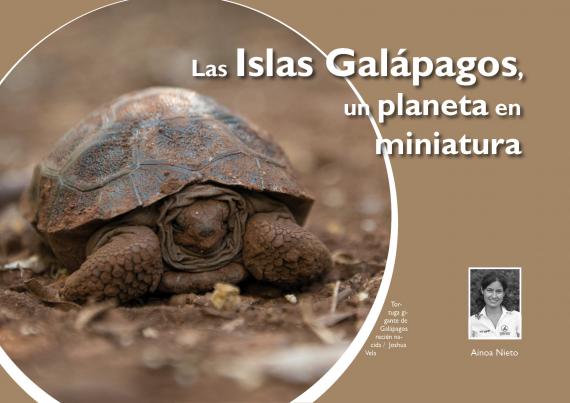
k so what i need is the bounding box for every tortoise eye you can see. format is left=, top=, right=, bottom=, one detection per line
left=172, top=220, right=184, bottom=232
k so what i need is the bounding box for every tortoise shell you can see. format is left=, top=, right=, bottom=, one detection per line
left=23, top=87, right=312, bottom=268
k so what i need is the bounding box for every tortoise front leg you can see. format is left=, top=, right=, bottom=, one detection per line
left=62, top=226, right=163, bottom=303
left=157, top=262, right=248, bottom=293
left=243, top=213, right=332, bottom=287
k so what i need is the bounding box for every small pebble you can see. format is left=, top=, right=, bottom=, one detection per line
left=357, top=292, right=369, bottom=302
left=2, top=255, right=45, bottom=273
left=211, top=283, right=240, bottom=310
left=284, top=294, right=298, bottom=304
left=142, top=327, right=159, bottom=339
left=19, top=323, right=40, bottom=336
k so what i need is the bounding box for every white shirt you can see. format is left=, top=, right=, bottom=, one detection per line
left=470, top=306, right=521, bottom=339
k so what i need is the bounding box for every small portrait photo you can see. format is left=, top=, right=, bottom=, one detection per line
left=468, top=267, right=522, bottom=340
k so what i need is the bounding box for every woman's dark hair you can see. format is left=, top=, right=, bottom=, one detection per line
left=474, top=271, right=512, bottom=312
left=480, top=271, right=509, bottom=292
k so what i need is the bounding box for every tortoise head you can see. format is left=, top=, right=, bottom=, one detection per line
left=172, top=199, right=229, bottom=254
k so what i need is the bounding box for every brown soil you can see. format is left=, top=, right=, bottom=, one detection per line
left=0, top=1, right=390, bottom=402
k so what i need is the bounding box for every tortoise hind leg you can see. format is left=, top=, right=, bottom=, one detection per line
left=62, top=226, right=163, bottom=303
left=243, top=213, right=332, bottom=287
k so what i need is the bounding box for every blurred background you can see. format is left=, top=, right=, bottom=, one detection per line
left=0, top=1, right=390, bottom=402
left=0, top=0, right=389, bottom=237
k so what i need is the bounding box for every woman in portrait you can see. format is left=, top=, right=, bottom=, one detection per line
left=469, top=271, right=521, bottom=339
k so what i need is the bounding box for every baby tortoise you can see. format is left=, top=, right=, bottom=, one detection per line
left=22, top=87, right=331, bottom=303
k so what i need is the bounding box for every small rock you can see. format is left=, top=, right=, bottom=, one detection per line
left=284, top=294, right=297, bottom=304
left=142, top=327, right=159, bottom=339
left=19, top=323, right=40, bottom=336
left=3, top=255, right=45, bottom=273
left=211, top=283, right=240, bottom=311
left=357, top=291, right=369, bottom=302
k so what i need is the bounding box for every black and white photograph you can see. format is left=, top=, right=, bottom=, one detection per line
left=468, top=268, right=522, bottom=340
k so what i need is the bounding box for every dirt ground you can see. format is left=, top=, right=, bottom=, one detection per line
left=0, top=1, right=390, bottom=402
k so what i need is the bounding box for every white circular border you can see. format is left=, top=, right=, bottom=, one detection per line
left=219, top=3, right=399, bottom=402
left=0, top=2, right=399, bottom=402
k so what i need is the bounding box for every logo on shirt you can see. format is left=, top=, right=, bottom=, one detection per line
left=499, top=325, right=510, bottom=336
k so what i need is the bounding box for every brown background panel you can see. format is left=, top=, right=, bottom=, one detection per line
left=242, top=0, right=569, bottom=402
left=1, top=0, right=568, bottom=402
left=0, top=365, right=30, bottom=403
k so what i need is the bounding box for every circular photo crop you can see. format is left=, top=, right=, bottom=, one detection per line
left=0, top=1, right=391, bottom=402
